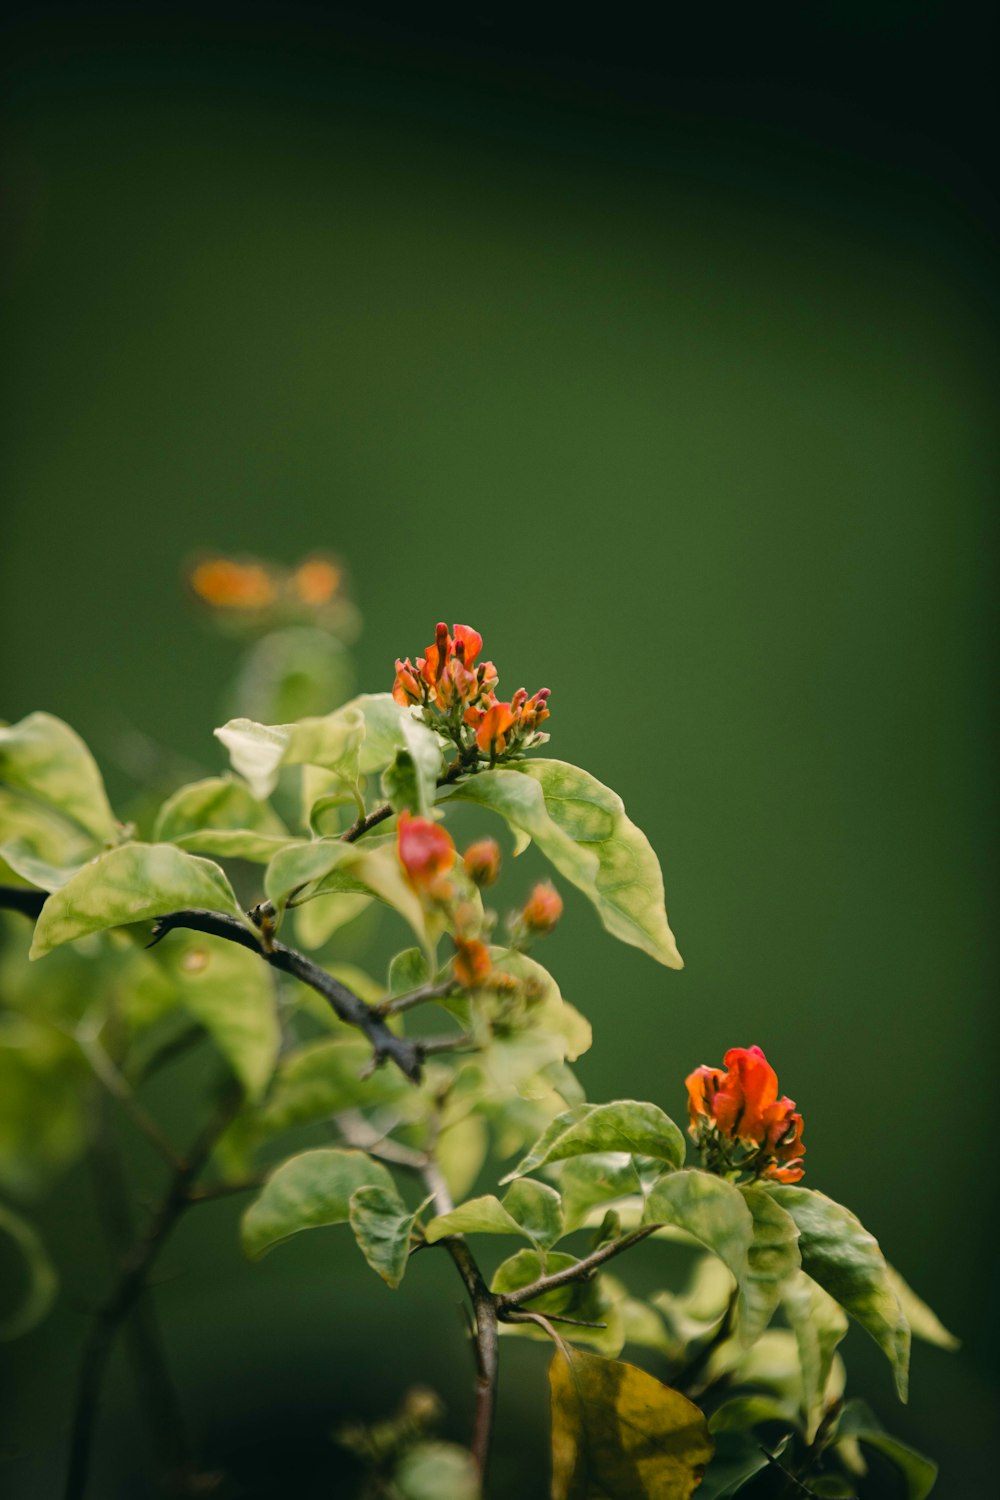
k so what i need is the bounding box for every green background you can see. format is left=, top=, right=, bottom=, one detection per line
left=1, top=6, right=995, bottom=1495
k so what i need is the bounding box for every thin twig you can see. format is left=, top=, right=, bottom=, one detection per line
left=416, top=1032, right=475, bottom=1057
left=375, top=980, right=456, bottom=1017
left=340, top=754, right=472, bottom=844
left=63, top=1084, right=241, bottom=1500
left=493, top=1225, right=658, bottom=1310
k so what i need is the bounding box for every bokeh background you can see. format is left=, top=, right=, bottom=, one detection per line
left=1, top=4, right=996, bottom=1495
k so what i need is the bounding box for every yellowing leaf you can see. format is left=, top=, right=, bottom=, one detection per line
left=29, top=843, right=247, bottom=959
left=548, top=1345, right=712, bottom=1499
left=447, top=761, right=682, bottom=969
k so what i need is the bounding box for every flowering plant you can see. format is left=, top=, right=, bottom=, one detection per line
left=0, top=564, right=953, bottom=1499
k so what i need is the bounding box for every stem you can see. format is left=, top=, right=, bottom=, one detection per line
left=147, top=908, right=425, bottom=1081
left=420, top=1160, right=499, bottom=1480
left=340, top=754, right=472, bottom=843
left=63, top=1085, right=240, bottom=1500
left=376, top=980, right=456, bottom=1017
left=493, top=1225, right=658, bottom=1310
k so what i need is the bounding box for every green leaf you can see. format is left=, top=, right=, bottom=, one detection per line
left=394, top=1441, right=480, bottom=1500
left=155, top=934, right=278, bottom=1099
left=354, top=693, right=412, bottom=773
left=264, top=839, right=357, bottom=913
left=153, top=776, right=294, bottom=862
left=503, top=1101, right=685, bottom=1183
left=425, top=1180, right=564, bottom=1249
left=254, top=1037, right=409, bottom=1134
left=557, top=1155, right=646, bottom=1234
left=548, top=1344, right=713, bottom=1500
left=0, top=1203, right=59, bottom=1340
left=837, top=1399, right=938, bottom=1500
left=738, top=1186, right=801, bottom=1343
left=0, top=1014, right=90, bottom=1194
left=697, top=1431, right=771, bottom=1499
left=764, top=1185, right=910, bottom=1400
left=29, top=843, right=247, bottom=959
left=388, top=946, right=430, bottom=995
left=381, top=715, right=444, bottom=816
left=347, top=844, right=434, bottom=954
left=0, top=712, right=117, bottom=845
left=447, top=760, right=682, bottom=969
left=241, top=1148, right=395, bottom=1260
left=643, top=1172, right=754, bottom=1336
left=707, top=1395, right=799, bottom=1434
left=783, top=1270, right=848, bottom=1442
left=215, top=702, right=366, bottom=799
left=502, top=1179, right=565, bottom=1248
left=886, top=1265, right=959, bottom=1351
left=491, top=1250, right=625, bottom=1355
left=348, top=1184, right=419, bottom=1289
left=293, top=891, right=373, bottom=950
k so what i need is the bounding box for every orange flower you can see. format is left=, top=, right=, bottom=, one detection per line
left=463, top=839, right=502, bottom=887
left=454, top=937, right=492, bottom=989
left=292, top=556, right=342, bottom=606
left=684, top=1044, right=806, bottom=1183
left=396, top=812, right=455, bottom=894
left=685, top=1065, right=726, bottom=1130
left=521, top=882, right=563, bottom=933
left=452, top=624, right=482, bottom=666
left=475, top=701, right=517, bottom=755
left=190, top=558, right=277, bottom=610
left=393, top=657, right=423, bottom=706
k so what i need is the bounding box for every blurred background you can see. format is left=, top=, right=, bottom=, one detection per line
left=1, top=3, right=996, bottom=1495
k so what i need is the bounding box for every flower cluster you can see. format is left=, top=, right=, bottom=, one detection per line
left=393, top=622, right=550, bottom=762
left=395, top=814, right=562, bottom=998
left=187, top=552, right=359, bottom=637
left=685, top=1045, right=805, bottom=1183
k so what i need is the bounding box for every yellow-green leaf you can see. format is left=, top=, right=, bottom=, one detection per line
left=153, top=776, right=294, bottom=862
left=548, top=1344, right=713, bottom=1499
left=241, top=1148, right=395, bottom=1260
left=30, top=843, right=247, bottom=959
left=504, top=1101, right=685, bottom=1183
left=0, top=712, right=117, bottom=845
left=348, top=1184, right=419, bottom=1288
left=764, top=1185, right=910, bottom=1401
left=447, top=760, right=682, bottom=969
left=215, top=703, right=366, bottom=799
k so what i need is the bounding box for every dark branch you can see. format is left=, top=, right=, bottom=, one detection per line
left=340, top=752, right=473, bottom=843
left=493, top=1225, right=658, bottom=1310
left=0, top=884, right=47, bottom=918
left=149, top=909, right=424, bottom=1081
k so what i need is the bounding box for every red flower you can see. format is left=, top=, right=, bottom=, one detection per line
left=463, top=839, right=502, bottom=887
left=454, top=937, right=492, bottom=989
left=521, top=882, right=563, bottom=933
left=684, top=1044, right=806, bottom=1183
left=397, top=812, right=455, bottom=895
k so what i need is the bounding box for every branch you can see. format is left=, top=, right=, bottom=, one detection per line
left=63, top=1084, right=241, bottom=1500
left=420, top=1160, right=499, bottom=1479
left=375, top=980, right=456, bottom=1017
left=148, top=908, right=426, bottom=1081
left=0, top=884, right=46, bottom=918
left=493, top=1225, right=658, bottom=1310
left=340, top=752, right=472, bottom=843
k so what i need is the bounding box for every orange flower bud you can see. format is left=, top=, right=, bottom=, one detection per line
left=393, top=657, right=423, bottom=706
left=397, top=812, right=455, bottom=893
left=521, top=881, right=563, bottom=933
left=463, top=839, right=502, bottom=887
left=454, top=937, right=492, bottom=989
left=685, top=1065, right=726, bottom=1132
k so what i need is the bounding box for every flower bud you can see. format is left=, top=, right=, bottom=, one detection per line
left=454, top=937, right=492, bottom=989
left=397, top=812, right=455, bottom=893
left=463, top=838, right=502, bottom=887
left=521, top=881, right=563, bottom=933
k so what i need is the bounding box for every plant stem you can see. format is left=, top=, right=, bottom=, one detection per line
left=493, top=1225, right=658, bottom=1310
left=420, top=1159, right=499, bottom=1481
left=63, top=1084, right=240, bottom=1500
